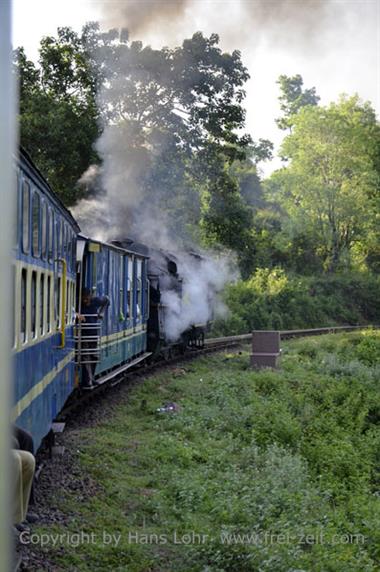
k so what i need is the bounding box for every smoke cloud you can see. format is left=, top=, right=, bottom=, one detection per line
left=102, top=0, right=189, bottom=36
left=101, top=0, right=334, bottom=50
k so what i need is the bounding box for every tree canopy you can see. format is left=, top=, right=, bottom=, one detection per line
left=276, top=74, right=320, bottom=131
left=268, top=95, right=380, bottom=272
left=14, top=27, right=100, bottom=205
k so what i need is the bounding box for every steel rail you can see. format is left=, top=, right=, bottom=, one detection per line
left=205, top=325, right=378, bottom=346
left=57, top=324, right=377, bottom=421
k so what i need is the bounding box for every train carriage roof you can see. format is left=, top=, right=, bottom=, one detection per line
left=78, top=234, right=149, bottom=258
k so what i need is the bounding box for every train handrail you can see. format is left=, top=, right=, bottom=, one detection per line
left=74, top=316, right=103, bottom=365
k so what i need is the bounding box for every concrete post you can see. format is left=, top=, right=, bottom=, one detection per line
left=250, top=331, right=281, bottom=369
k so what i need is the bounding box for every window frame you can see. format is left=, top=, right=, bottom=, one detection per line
left=136, top=259, right=142, bottom=319
left=41, top=201, right=47, bottom=260
left=30, top=270, right=37, bottom=339
left=127, top=257, right=133, bottom=319
left=20, top=267, right=27, bottom=344
left=39, top=273, right=45, bottom=337
left=31, top=191, right=41, bottom=258
left=22, top=180, right=30, bottom=254
left=47, top=275, right=52, bottom=333
left=48, top=208, right=54, bottom=263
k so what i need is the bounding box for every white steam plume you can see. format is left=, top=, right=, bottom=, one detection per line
left=161, top=252, right=234, bottom=341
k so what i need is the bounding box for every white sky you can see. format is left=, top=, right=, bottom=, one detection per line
left=12, top=0, right=380, bottom=176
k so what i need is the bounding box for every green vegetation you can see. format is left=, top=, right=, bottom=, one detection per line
left=275, top=73, right=320, bottom=131
left=211, top=269, right=380, bottom=335
left=14, top=27, right=379, bottom=321
left=14, top=27, right=100, bottom=205
left=268, top=95, right=380, bottom=274
left=35, top=332, right=380, bottom=571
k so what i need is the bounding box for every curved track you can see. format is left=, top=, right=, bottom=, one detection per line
left=58, top=337, right=241, bottom=419
left=58, top=324, right=377, bottom=421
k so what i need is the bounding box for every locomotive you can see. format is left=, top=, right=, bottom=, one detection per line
left=12, top=149, right=208, bottom=450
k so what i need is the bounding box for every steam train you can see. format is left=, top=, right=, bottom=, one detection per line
left=12, top=149, right=208, bottom=450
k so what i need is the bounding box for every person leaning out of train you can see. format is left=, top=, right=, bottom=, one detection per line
left=77, top=288, right=110, bottom=389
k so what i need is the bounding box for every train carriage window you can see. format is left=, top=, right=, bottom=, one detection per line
left=120, top=259, right=125, bottom=320
left=64, top=224, right=69, bottom=267
left=32, top=192, right=41, bottom=257
left=136, top=260, right=142, bottom=318
left=47, top=276, right=51, bottom=332
left=62, top=224, right=66, bottom=260
left=22, top=181, right=30, bottom=253
left=31, top=271, right=37, bottom=338
left=68, top=230, right=73, bottom=271
left=66, top=231, right=71, bottom=271
left=127, top=258, right=133, bottom=318
left=48, top=210, right=54, bottom=262
left=72, top=235, right=76, bottom=270
left=56, top=276, right=61, bottom=328
left=21, top=268, right=27, bottom=343
left=65, top=225, right=69, bottom=263
left=71, top=282, right=76, bottom=323
left=68, top=229, right=72, bottom=269
left=144, top=260, right=149, bottom=320
left=41, top=202, right=47, bottom=259
left=40, top=274, right=45, bottom=336
left=56, top=219, right=61, bottom=258
left=92, top=252, right=97, bottom=288
left=66, top=279, right=69, bottom=325
left=60, top=223, right=63, bottom=259
left=126, top=279, right=131, bottom=318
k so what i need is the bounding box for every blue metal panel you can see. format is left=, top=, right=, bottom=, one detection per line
left=96, top=331, right=147, bottom=376
left=14, top=361, right=75, bottom=450
left=15, top=252, right=76, bottom=278
left=13, top=327, right=75, bottom=449
left=13, top=329, right=75, bottom=403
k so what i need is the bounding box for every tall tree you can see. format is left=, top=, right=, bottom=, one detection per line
left=88, top=28, right=264, bottom=256
left=14, top=27, right=100, bottom=205
left=276, top=74, right=320, bottom=131
left=94, top=29, right=252, bottom=151
left=270, top=95, right=379, bottom=272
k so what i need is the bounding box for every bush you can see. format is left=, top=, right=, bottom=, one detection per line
left=211, top=270, right=380, bottom=335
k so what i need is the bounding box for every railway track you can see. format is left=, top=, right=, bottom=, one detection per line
left=58, top=325, right=376, bottom=420
left=205, top=324, right=378, bottom=346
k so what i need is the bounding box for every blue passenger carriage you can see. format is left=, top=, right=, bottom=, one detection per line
left=12, top=149, right=80, bottom=449
left=76, top=236, right=151, bottom=384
